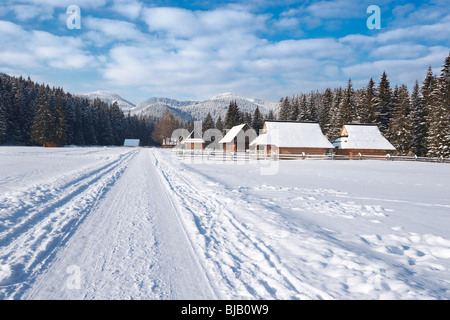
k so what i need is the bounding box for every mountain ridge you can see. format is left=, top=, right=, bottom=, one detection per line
left=81, top=91, right=279, bottom=122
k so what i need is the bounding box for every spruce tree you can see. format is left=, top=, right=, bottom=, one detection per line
left=277, top=97, right=291, bottom=121
left=53, top=90, right=66, bottom=146
left=215, top=115, right=224, bottom=133
left=266, top=110, right=275, bottom=121
left=243, top=112, right=252, bottom=126
left=387, top=85, right=413, bottom=155
left=31, top=87, right=55, bottom=146
left=358, top=78, right=377, bottom=124
left=426, top=55, right=450, bottom=157
left=290, top=95, right=300, bottom=121
left=338, top=79, right=356, bottom=125
left=110, top=101, right=125, bottom=145
left=307, top=91, right=319, bottom=122
left=409, top=81, right=427, bottom=156
left=224, top=100, right=241, bottom=130
left=374, top=71, right=393, bottom=133
left=203, top=111, right=215, bottom=133
left=297, top=94, right=308, bottom=121
left=327, top=88, right=343, bottom=140
left=318, top=88, right=332, bottom=137
left=421, top=67, right=437, bottom=110
left=252, top=106, right=264, bottom=133
left=0, top=92, right=7, bottom=141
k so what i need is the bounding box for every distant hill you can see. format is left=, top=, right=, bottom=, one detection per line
left=81, top=91, right=279, bottom=122
left=80, top=91, right=136, bottom=112
left=136, top=93, right=279, bottom=122
left=80, top=91, right=279, bottom=122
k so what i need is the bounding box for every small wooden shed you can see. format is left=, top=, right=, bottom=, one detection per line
left=184, top=130, right=204, bottom=150
left=333, top=124, right=395, bottom=159
left=219, top=124, right=257, bottom=152
left=250, top=121, right=334, bottom=157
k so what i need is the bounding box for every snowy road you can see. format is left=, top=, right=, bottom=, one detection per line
left=1, top=147, right=450, bottom=300
left=3, top=148, right=215, bottom=300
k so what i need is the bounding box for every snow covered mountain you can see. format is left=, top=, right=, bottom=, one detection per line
left=80, top=91, right=136, bottom=112
left=131, top=93, right=279, bottom=121
left=80, top=91, right=279, bottom=121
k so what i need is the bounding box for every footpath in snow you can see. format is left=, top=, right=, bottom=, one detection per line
left=0, top=147, right=215, bottom=299
left=0, top=146, right=449, bottom=299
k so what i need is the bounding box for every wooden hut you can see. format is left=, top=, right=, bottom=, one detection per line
left=250, top=121, right=334, bottom=157
left=184, top=130, right=204, bottom=150
left=219, top=124, right=257, bottom=152
left=333, top=124, right=395, bottom=159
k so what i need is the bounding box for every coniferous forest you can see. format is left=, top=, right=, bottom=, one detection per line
left=0, top=53, right=449, bottom=157
left=275, top=53, right=450, bottom=158
left=0, top=74, right=157, bottom=147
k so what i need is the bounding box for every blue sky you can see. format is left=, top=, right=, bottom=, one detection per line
left=0, top=0, right=449, bottom=104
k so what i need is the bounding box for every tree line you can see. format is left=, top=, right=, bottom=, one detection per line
left=276, top=53, right=450, bottom=157
left=155, top=52, right=448, bottom=157
left=0, top=74, right=157, bottom=147
left=1, top=53, right=448, bottom=156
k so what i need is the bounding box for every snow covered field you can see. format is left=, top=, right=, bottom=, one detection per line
left=0, top=146, right=449, bottom=300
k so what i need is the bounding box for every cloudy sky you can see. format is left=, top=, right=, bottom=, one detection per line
left=0, top=0, right=449, bottom=104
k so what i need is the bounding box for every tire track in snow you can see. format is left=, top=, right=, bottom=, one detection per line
left=152, top=149, right=331, bottom=300
left=0, top=149, right=138, bottom=299
left=22, top=149, right=216, bottom=300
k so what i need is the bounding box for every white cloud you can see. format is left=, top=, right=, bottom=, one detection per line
left=0, top=20, right=97, bottom=70
left=141, top=6, right=267, bottom=39
left=2, top=1, right=449, bottom=102
left=306, top=0, right=364, bottom=19
left=83, top=17, right=148, bottom=46
left=111, top=0, right=143, bottom=20
left=369, top=43, right=429, bottom=60
left=341, top=46, right=449, bottom=86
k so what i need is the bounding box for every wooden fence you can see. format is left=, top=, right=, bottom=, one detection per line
left=173, top=149, right=450, bottom=164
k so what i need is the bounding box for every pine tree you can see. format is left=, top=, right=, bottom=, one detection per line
left=338, top=79, right=356, bottom=125
left=298, top=94, right=309, bottom=121
left=31, top=87, right=56, bottom=146
left=307, top=91, right=319, bottom=122
left=224, top=100, right=241, bottom=130
left=358, top=78, right=377, bottom=124
left=203, top=112, right=215, bottom=133
left=0, top=102, right=6, bottom=142
left=318, top=88, right=332, bottom=137
left=290, top=95, right=300, bottom=121
left=409, top=81, right=427, bottom=156
left=421, top=67, right=437, bottom=110
left=215, top=115, right=224, bottom=133
left=243, top=112, right=252, bottom=126
left=374, top=71, right=393, bottom=133
left=53, top=90, right=66, bottom=146
left=252, top=106, right=264, bottom=133
left=327, top=88, right=344, bottom=140
left=0, top=85, right=7, bottom=141
left=266, top=110, right=275, bottom=121
left=387, top=85, right=413, bottom=155
left=277, top=97, right=291, bottom=121
left=110, top=101, right=125, bottom=145
left=426, top=55, right=450, bottom=157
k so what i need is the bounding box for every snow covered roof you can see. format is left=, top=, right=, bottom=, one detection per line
left=333, top=124, right=395, bottom=150
left=219, top=124, right=257, bottom=144
left=184, top=130, right=204, bottom=143
left=124, top=139, right=140, bottom=147
left=251, top=121, right=334, bottom=149
left=250, top=133, right=268, bottom=146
